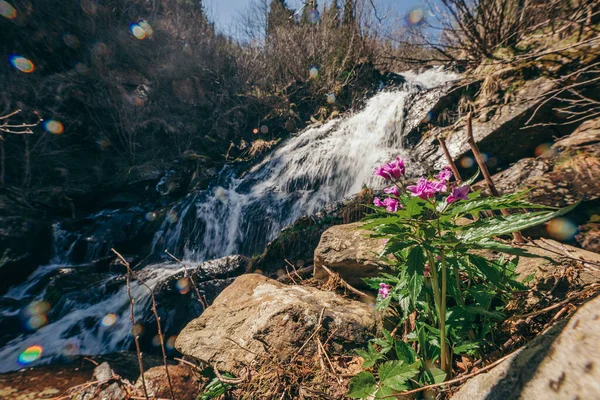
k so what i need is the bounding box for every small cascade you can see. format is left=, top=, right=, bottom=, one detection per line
left=0, top=67, right=457, bottom=373
left=152, top=68, right=457, bottom=261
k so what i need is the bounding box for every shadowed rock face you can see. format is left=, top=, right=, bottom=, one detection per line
left=451, top=294, right=600, bottom=400
left=175, top=274, right=380, bottom=373
left=313, top=222, right=392, bottom=289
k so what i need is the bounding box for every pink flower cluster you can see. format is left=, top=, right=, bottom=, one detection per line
left=373, top=156, right=406, bottom=212
left=378, top=283, right=391, bottom=299
left=374, top=156, right=405, bottom=181
left=373, top=197, right=400, bottom=212
left=372, top=160, right=471, bottom=212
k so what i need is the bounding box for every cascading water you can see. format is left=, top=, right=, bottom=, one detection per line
left=0, top=67, right=456, bottom=373
left=153, top=67, right=458, bottom=261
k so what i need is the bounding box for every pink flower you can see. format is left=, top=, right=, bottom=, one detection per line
left=435, top=166, right=453, bottom=182
left=407, top=177, right=439, bottom=199
left=373, top=197, right=401, bottom=212
left=446, top=185, right=470, bottom=204
left=424, top=264, right=431, bottom=278
left=383, top=197, right=400, bottom=212
left=384, top=186, right=400, bottom=197
left=374, top=156, right=405, bottom=181
left=378, top=283, right=391, bottom=299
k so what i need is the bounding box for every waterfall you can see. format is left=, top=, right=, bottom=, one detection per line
left=0, top=67, right=456, bottom=373
left=152, top=67, right=458, bottom=261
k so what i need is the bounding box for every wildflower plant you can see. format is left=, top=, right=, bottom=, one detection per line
left=348, top=157, right=578, bottom=399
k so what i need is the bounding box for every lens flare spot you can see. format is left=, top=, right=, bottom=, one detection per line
left=44, top=120, right=64, bottom=135
left=260, top=125, right=269, bottom=134
left=101, top=313, right=117, bottom=327
left=26, top=301, right=51, bottom=316
left=130, top=24, right=146, bottom=40
left=546, top=218, right=578, bottom=241
left=326, top=93, right=336, bottom=104
left=145, top=212, right=157, bottom=222
left=131, top=323, right=144, bottom=336
left=166, top=210, right=178, bottom=224
left=215, top=187, right=228, bottom=203
left=407, top=7, right=425, bottom=26
left=166, top=335, right=177, bottom=350
left=26, top=315, right=48, bottom=330
left=252, top=128, right=259, bottom=134
left=176, top=277, right=190, bottom=294
left=309, top=66, right=319, bottom=79
left=75, top=63, right=90, bottom=74
left=460, top=156, right=474, bottom=168
left=138, top=20, right=153, bottom=37
left=0, top=1, right=17, bottom=19
left=151, top=334, right=161, bottom=347
left=18, top=345, right=43, bottom=365
left=534, top=142, right=552, bottom=157
left=9, top=55, right=34, bottom=73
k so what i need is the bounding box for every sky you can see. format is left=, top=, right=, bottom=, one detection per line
left=204, top=0, right=425, bottom=34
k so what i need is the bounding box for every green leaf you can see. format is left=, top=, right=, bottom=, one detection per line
left=424, top=367, right=447, bottom=385
left=466, top=238, right=539, bottom=257
left=394, top=341, right=416, bottom=364
left=453, top=341, right=480, bottom=355
left=348, top=372, right=377, bottom=399
left=356, top=342, right=385, bottom=368
left=458, top=202, right=579, bottom=242
left=375, top=386, right=394, bottom=398
left=449, top=191, right=552, bottom=216
left=464, top=169, right=481, bottom=186
left=406, top=246, right=426, bottom=306
left=378, top=360, right=419, bottom=391
left=380, top=239, right=417, bottom=257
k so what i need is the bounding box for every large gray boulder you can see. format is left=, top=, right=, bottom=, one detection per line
left=313, top=222, right=391, bottom=288
left=175, top=274, right=379, bottom=373
left=451, top=294, right=600, bottom=400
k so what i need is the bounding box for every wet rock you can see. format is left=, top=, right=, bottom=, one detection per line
left=153, top=255, right=249, bottom=336
left=451, top=294, right=600, bottom=400
left=313, top=222, right=392, bottom=288
left=0, top=217, right=52, bottom=294
left=175, top=274, right=379, bottom=373
left=136, top=364, right=199, bottom=400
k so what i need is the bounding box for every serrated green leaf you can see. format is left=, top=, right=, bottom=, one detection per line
left=458, top=202, right=579, bottom=242
left=375, top=386, right=394, bottom=398
left=449, top=191, right=553, bottom=216
left=378, top=360, right=419, bottom=391
left=356, top=342, right=385, bottom=368
left=348, top=372, right=377, bottom=399
left=394, top=340, right=416, bottom=364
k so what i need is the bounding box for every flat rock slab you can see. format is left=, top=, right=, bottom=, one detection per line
left=313, top=222, right=391, bottom=288
left=175, top=274, right=379, bottom=373
left=452, top=294, right=600, bottom=400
